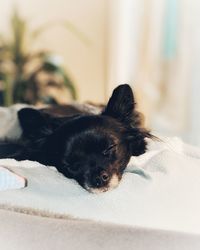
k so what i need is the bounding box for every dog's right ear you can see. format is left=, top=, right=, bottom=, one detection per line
left=18, top=108, right=50, bottom=136
left=102, top=84, right=135, bottom=124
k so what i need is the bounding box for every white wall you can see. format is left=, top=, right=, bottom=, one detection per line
left=0, top=0, right=107, bottom=103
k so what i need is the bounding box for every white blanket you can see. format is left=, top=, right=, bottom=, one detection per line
left=0, top=166, right=26, bottom=190
left=0, top=104, right=29, bottom=140
left=0, top=137, right=200, bottom=235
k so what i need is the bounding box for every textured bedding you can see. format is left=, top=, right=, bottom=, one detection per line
left=0, top=137, right=200, bottom=236
left=0, top=166, right=26, bottom=190
left=0, top=105, right=200, bottom=250
left=1, top=209, right=200, bottom=250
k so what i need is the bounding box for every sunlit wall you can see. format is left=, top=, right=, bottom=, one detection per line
left=0, top=0, right=107, bottom=103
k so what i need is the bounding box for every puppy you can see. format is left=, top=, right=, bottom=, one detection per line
left=0, top=84, right=151, bottom=193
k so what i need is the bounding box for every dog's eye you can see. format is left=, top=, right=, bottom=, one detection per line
left=102, top=144, right=116, bottom=156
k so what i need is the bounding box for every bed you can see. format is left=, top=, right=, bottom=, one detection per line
left=0, top=105, right=200, bottom=250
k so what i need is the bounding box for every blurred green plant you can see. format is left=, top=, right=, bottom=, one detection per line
left=0, top=8, right=89, bottom=106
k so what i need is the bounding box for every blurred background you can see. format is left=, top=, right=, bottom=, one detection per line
left=0, top=0, right=199, bottom=145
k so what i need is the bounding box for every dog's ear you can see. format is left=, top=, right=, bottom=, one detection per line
left=102, top=84, right=135, bottom=124
left=126, top=128, right=148, bottom=156
left=18, top=108, right=50, bottom=136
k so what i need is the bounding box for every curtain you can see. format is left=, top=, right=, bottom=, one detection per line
left=106, top=0, right=200, bottom=145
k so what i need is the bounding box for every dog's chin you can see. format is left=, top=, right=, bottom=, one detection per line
left=84, top=174, right=120, bottom=194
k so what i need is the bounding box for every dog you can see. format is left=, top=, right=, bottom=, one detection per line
left=0, top=84, right=151, bottom=193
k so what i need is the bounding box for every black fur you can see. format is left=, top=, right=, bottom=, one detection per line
left=0, top=84, right=151, bottom=192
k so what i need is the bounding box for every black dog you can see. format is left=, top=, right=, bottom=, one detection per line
left=0, top=84, right=151, bottom=193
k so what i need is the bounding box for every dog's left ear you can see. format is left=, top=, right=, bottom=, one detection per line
left=102, top=84, right=135, bottom=124
left=18, top=108, right=50, bottom=137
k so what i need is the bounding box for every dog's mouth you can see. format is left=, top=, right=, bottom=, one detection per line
left=84, top=174, right=120, bottom=194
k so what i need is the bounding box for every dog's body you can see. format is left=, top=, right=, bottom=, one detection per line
left=0, top=85, right=151, bottom=193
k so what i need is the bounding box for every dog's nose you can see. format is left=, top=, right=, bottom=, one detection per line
left=95, top=176, right=102, bottom=187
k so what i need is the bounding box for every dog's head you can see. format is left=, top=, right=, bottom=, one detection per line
left=18, top=84, right=149, bottom=193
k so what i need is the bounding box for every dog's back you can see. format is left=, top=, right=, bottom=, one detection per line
left=0, top=141, right=27, bottom=159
